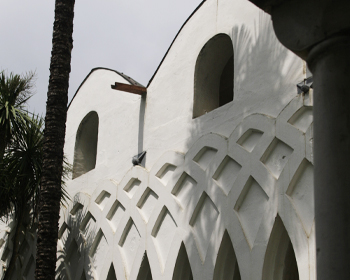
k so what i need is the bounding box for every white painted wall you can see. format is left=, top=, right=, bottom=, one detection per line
left=64, top=0, right=305, bottom=190
left=1, top=0, right=315, bottom=279
left=65, top=69, right=142, bottom=194
left=143, top=0, right=304, bottom=170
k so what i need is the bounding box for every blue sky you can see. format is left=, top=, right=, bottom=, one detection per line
left=0, top=0, right=202, bottom=115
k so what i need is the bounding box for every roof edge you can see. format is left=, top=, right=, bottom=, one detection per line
left=147, top=0, right=207, bottom=87
left=68, top=67, right=144, bottom=109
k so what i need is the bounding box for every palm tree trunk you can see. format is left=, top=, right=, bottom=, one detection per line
left=35, top=1, right=75, bottom=280
left=3, top=209, right=24, bottom=280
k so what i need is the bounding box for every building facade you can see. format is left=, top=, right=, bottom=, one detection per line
left=0, top=0, right=315, bottom=279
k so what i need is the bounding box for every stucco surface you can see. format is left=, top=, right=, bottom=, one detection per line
left=0, top=0, right=315, bottom=279
left=52, top=93, right=314, bottom=280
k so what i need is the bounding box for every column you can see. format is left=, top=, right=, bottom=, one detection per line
left=308, top=35, right=350, bottom=279
left=247, top=0, right=350, bottom=278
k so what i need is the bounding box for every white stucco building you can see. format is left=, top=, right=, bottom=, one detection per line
left=1, top=0, right=315, bottom=279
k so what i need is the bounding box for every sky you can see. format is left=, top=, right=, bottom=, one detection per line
left=0, top=0, right=203, bottom=115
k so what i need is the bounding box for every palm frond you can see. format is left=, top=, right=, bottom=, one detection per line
left=0, top=71, right=35, bottom=150
left=0, top=112, right=71, bottom=220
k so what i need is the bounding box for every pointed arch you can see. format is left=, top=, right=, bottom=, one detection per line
left=193, top=33, right=234, bottom=118
left=213, top=230, right=241, bottom=280
left=172, top=243, right=193, bottom=280
left=106, top=264, right=117, bottom=280
left=263, top=216, right=299, bottom=280
left=72, top=111, right=99, bottom=179
left=136, top=253, right=152, bottom=280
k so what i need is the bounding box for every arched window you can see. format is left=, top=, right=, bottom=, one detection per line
left=72, top=111, right=99, bottom=179
left=193, top=33, right=234, bottom=118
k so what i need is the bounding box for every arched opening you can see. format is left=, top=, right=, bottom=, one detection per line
left=136, top=253, right=152, bottom=280
left=193, top=33, right=234, bottom=118
left=263, top=216, right=299, bottom=280
left=72, top=111, right=99, bottom=179
left=213, top=230, right=241, bottom=280
left=172, top=243, right=193, bottom=280
left=106, top=264, right=117, bottom=280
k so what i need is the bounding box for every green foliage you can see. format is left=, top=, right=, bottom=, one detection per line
left=0, top=71, right=71, bottom=221
left=0, top=115, right=43, bottom=220
left=0, top=71, right=35, bottom=153
left=0, top=70, right=71, bottom=280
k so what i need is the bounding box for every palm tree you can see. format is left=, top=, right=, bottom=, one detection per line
left=0, top=113, right=71, bottom=280
left=35, top=1, right=75, bottom=279
left=0, top=115, right=44, bottom=280
left=0, top=71, right=35, bottom=160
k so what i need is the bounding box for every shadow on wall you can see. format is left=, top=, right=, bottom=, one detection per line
left=191, top=11, right=302, bottom=134
left=56, top=197, right=97, bottom=280
left=232, top=13, right=297, bottom=104
left=179, top=11, right=302, bottom=280
left=55, top=10, right=306, bottom=280
left=0, top=212, right=38, bottom=280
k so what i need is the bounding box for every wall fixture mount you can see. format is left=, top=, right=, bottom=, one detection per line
left=111, top=82, right=147, bottom=95
left=297, top=76, right=313, bottom=94
left=132, top=151, right=147, bottom=166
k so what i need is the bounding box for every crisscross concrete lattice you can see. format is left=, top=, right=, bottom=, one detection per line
left=50, top=93, right=314, bottom=280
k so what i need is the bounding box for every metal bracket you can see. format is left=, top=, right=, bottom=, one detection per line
left=297, top=76, right=313, bottom=94
left=132, top=151, right=146, bottom=166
